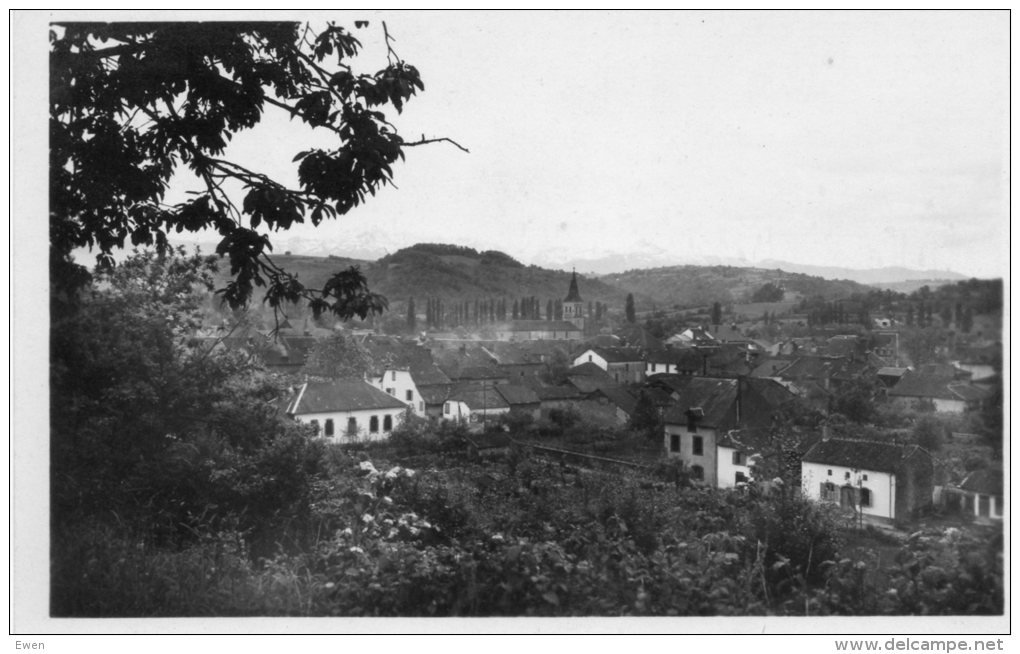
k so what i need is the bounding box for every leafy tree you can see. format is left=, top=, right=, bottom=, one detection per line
left=50, top=21, right=462, bottom=318
left=751, top=282, right=784, bottom=303
left=625, top=294, right=636, bottom=323
left=830, top=377, right=880, bottom=424
left=911, top=414, right=944, bottom=452
left=50, top=249, right=327, bottom=561
left=628, top=390, right=661, bottom=440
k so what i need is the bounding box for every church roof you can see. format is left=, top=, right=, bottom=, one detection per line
left=564, top=270, right=583, bottom=302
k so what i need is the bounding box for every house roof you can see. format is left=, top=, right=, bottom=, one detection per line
left=645, top=348, right=704, bottom=369
left=433, top=346, right=506, bottom=381
left=614, top=324, right=665, bottom=351
left=889, top=371, right=989, bottom=401
left=519, top=376, right=585, bottom=400
left=958, top=468, right=1003, bottom=496
left=569, top=361, right=611, bottom=376
left=594, top=386, right=639, bottom=415
left=750, top=357, right=794, bottom=378
left=662, top=377, right=739, bottom=429
left=447, top=382, right=511, bottom=410
left=583, top=346, right=645, bottom=364
left=777, top=355, right=873, bottom=383
left=801, top=438, right=925, bottom=474
left=494, top=383, right=541, bottom=406
left=567, top=374, right=620, bottom=394
left=417, top=383, right=453, bottom=405
left=877, top=367, right=910, bottom=378
left=364, top=338, right=451, bottom=385
left=286, top=380, right=408, bottom=415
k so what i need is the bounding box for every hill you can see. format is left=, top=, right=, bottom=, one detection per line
left=208, top=244, right=638, bottom=315
left=601, top=265, right=874, bottom=310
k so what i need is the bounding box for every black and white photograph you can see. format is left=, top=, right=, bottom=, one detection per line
left=11, top=7, right=1010, bottom=643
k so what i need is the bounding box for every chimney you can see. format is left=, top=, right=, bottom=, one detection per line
left=821, top=424, right=831, bottom=441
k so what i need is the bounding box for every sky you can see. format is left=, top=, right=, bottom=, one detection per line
left=46, top=10, right=1015, bottom=277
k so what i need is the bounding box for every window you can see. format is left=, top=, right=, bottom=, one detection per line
left=386, top=388, right=395, bottom=396
left=670, top=434, right=680, bottom=452
left=391, top=371, right=397, bottom=381
left=691, top=465, right=704, bottom=481
left=820, top=482, right=838, bottom=502
left=346, top=418, right=357, bottom=436
left=859, top=487, right=872, bottom=507
left=406, top=390, right=413, bottom=402
left=444, top=403, right=451, bottom=415
left=735, top=471, right=748, bottom=485
left=370, top=416, right=379, bottom=433
left=687, top=422, right=697, bottom=433
left=845, top=471, right=851, bottom=481
left=863, top=474, right=868, bottom=481
left=310, top=419, right=320, bottom=435
left=383, top=415, right=393, bottom=431
left=651, top=363, right=657, bottom=372
left=732, top=451, right=746, bottom=466
left=588, top=355, right=592, bottom=362
left=827, top=469, right=833, bottom=476
left=419, top=401, right=424, bottom=412
left=692, top=436, right=703, bottom=456
left=324, top=419, right=334, bottom=437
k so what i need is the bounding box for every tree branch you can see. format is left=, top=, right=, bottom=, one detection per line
left=403, top=135, right=470, bottom=153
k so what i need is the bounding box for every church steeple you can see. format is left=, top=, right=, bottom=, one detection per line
left=562, top=269, right=584, bottom=329
left=564, top=268, right=582, bottom=303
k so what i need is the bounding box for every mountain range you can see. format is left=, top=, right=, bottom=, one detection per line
left=264, top=235, right=971, bottom=286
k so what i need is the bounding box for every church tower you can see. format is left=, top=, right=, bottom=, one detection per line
left=562, top=269, right=584, bottom=330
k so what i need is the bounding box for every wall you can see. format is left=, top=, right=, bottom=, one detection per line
left=663, top=423, right=718, bottom=486
left=369, top=369, right=426, bottom=416
left=607, top=361, right=644, bottom=384
left=716, top=445, right=755, bottom=489
left=801, top=461, right=896, bottom=520
left=573, top=350, right=608, bottom=370
left=296, top=407, right=403, bottom=443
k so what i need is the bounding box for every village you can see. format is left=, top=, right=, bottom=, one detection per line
left=203, top=270, right=1003, bottom=529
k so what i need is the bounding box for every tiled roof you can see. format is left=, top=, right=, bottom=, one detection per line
left=801, top=438, right=924, bottom=474
left=889, top=372, right=989, bottom=401
left=569, top=361, right=610, bottom=376
left=447, top=382, right=510, bottom=410
left=568, top=375, right=619, bottom=394
left=433, top=346, right=506, bottom=381
left=751, top=357, right=794, bottom=378
left=494, top=383, right=541, bottom=406
left=662, top=377, right=739, bottom=429
left=417, top=383, right=453, bottom=405
left=363, top=338, right=450, bottom=385
left=588, top=346, right=645, bottom=363
left=519, top=376, right=584, bottom=400
left=958, top=468, right=1003, bottom=496
left=286, top=379, right=408, bottom=415
left=595, top=386, right=639, bottom=415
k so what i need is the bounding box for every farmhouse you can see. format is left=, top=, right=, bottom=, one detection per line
left=801, top=438, right=933, bottom=522
left=284, top=379, right=408, bottom=443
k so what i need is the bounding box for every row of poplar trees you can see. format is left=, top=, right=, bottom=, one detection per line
left=407, top=297, right=609, bottom=331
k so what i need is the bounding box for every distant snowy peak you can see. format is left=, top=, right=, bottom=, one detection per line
left=755, top=260, right=968, bottom=284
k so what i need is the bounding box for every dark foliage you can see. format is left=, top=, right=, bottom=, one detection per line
left=50, top=21, right=448, bottom=319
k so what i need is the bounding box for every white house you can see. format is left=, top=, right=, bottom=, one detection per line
left=368, top=368, right=426, bottom=416
left=572, top=346, right=645, bottom=384
left=284, top=379, right=408, bottom=443
left=801, top=438, right=933, bottom=522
